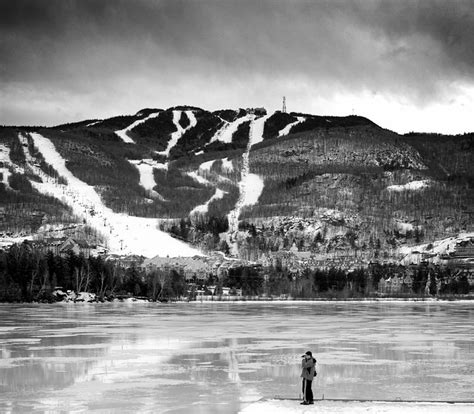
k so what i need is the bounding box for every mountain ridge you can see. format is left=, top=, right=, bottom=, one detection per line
left=1, top=106, right=473, bottom=269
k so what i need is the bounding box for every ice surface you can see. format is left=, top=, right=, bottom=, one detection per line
left=23, top=133, right=202, bottom=257
left=0, top=302, right=472, bottom=413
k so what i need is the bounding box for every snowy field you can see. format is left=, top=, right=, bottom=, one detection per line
left=0, top=302, right=472, bottom=413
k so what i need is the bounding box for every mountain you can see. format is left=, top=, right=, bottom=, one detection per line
left=1, top=106, right=473, bottom=267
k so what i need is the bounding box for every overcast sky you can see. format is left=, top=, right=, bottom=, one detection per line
left=1, top=0, right=473, bottom=133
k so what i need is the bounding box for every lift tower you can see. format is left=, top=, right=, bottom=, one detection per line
left=282, top=96, right=287, bottom=113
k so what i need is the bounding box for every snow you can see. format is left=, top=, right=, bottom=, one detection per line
left=398, top=232, right=474, bottom=265
left=199, top=159, right=215, bottom=172
left=156, top=110, right=197, bottom=157
left=22, top=132, right=202, bottom=258
left=210, top=114, right=254, bottom=144
left=187, top=171, right=211, bottom=185
left=278, top=116, right=306, bottom=137
left=115, top=111, right=161, bottom=144
left=396, top=220, right=415, bottom=234
left=0, top=144, right=12, bottom=189
left=221, top=157, right=234, bottom=172
left=190, top=189, right=227, bottom=215
left=248, top=113, right=272, bottom=147
left=227, top=115, right=267, bottom=240
left=128, top=159, right=166, bottom=199
left=387, top=180, right=431, bottom=192
left=241, top=174, right=264, bottom=206
left=240, top=399, right=474, bottom=414
left=85, top=120, right=101, bottom=127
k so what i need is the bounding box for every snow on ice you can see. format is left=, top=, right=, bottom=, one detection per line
left=240, top=399, right=474, bottom=414
left=22, top=133, right=202, bottom=258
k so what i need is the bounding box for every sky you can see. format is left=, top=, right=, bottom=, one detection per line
left=1, top=0, right=473, bottom=134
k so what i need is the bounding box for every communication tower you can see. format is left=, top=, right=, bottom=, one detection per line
left=282, top=96, right=287, bottom=113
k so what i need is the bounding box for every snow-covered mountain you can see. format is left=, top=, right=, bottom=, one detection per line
left=0, top=106, right=473, bottom=264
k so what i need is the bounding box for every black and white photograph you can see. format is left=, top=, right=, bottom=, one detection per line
left=0, top=0, right=473, bottom=412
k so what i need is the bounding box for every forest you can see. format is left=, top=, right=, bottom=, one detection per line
left=0, top=242, right=470, bottom=303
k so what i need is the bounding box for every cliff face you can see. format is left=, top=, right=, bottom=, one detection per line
left=0, top=107, right=473, bottom=264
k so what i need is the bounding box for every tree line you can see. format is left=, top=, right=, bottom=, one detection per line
left=0, top=242, right=470, bottom=303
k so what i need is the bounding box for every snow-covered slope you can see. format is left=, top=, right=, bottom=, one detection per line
left=115, top=112, right=161, bottom=144
left=398, top=232, right=474, bottom=265
left=387, top=180, right=431, bottom=192
left=191, top=189, right=227, bottom=215
left=157, top=110, right=197, bottom=157
left=227, top=115, right=268, bottom=240
left=128, top=159, right=168, bottom=200
left=210, top=114, right=254, bottom=144
left=0, top=144, right=12, bottom=190
left=21, top=133, right=202, bottom=258
left=278, top=116, right=305, bottom=137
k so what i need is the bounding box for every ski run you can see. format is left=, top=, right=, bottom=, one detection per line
left=278, top=116, right=305, bottom=136
left=227, top=115, right=268, bottom=240
left=115, top=111, right=162, bottom=144
left=19, top=132, right=202, bottom=258
left=156, top=110, right=197, bottom=157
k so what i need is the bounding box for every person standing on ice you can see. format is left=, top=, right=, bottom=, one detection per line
left=300, top=351, right=316, bottom=405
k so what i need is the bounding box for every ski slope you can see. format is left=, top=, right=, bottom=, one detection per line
left=157, top=110, right=197, bottom=157
left=0, top=144, right=12, bottom=190
left=227, top=115, right=267, bottom=239
left=190, top=189, right=227, bottom=215
left=21, top=133, right=202, bottom=258
left=128, top=159, right=168, bottom=200
left=278, top=116, right=305, bottom=136
left=115, top=111, right=161, bottom=144
left=210, top=114, right=254, bottom=144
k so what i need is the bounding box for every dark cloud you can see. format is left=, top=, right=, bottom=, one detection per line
left=0, top=0, right=473, bottom=129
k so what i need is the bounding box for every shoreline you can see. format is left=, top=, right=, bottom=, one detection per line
left=1, top=296, right=473, bottom=305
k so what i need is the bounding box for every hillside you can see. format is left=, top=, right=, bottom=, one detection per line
left=0, top=107, right=473, bottom=266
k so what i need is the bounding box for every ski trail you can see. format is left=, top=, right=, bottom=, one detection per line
left=21, top=132, right=202, bottom=258
left=0, top=144, right=13, bottom=190
left=209, top=114, right=254, bottom=144
left=128, top=159, right=167, bottom=200
left=278, top=116, right=306, bottom=136
left=190, top=189, right=227, bottom=215
left=157, top=110, right=197, bottom=157
left=227, top=114, right=268, bottom=248
left=115, top=112, right=162, bottom=144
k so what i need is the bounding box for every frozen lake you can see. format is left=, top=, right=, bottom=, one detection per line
left=0, top=302, right=473, bottom=413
